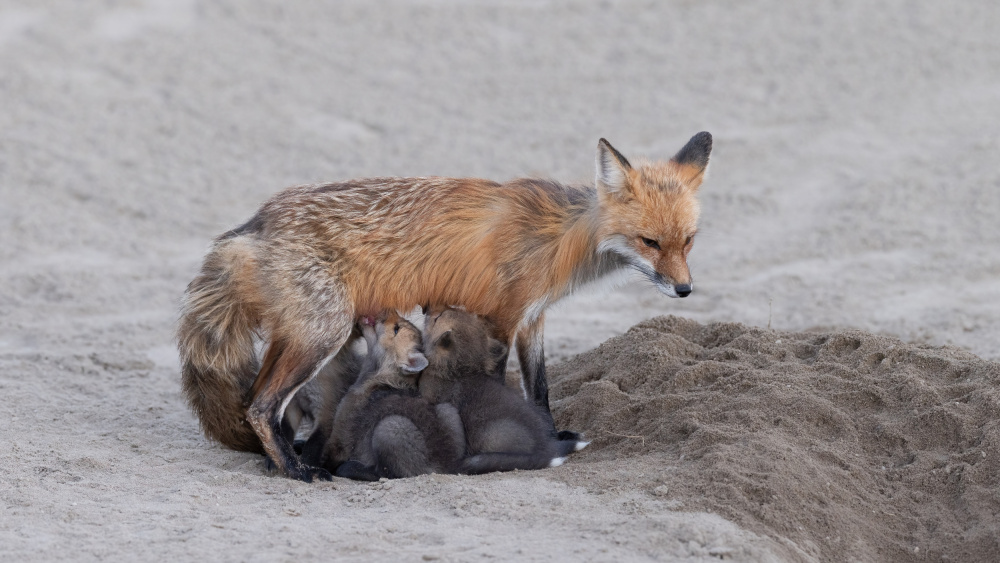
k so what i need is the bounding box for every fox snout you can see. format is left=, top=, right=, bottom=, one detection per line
left=654, top=277, right=693, bottom=298
left=651, top=251, right=694, bottom=299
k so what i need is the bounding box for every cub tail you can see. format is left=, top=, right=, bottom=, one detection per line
left=460, top=452, right=564, bottom=474
left=555, top=438, right=588, bottom=457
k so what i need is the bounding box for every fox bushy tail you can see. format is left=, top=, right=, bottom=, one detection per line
left=177, top=236, right=264, bottom=453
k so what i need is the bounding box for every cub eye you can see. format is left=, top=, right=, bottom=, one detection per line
left=393, top=324, right=400, bottom=335
left=640, top=236, right=660, bottom=250
left=685, top=235, right=693, bottom=246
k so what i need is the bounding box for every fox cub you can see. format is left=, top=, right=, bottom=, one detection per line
left=322, top=313, right=465, bottom=481
left=420, top=307, right=586, bottom=474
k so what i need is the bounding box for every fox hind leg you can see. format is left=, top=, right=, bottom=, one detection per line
left=248, top=340, right=346, bottom=482
left=247, top=285, right=355, bottom=482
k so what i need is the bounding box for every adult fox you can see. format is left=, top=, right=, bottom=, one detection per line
left=178, top=132, right=712, bottom=481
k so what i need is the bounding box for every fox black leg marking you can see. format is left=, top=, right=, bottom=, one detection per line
left=516, top=317, right=550, bottom=410
left=248, top=343, right=344, bottom=482
left=298, top=425, right=329, bottom=467
left=516, top=316, right=582, bottom=441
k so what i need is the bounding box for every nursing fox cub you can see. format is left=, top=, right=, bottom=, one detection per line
left=317, top=309, right=584, bottom=480
left=178, top=134, right=711, bottom=480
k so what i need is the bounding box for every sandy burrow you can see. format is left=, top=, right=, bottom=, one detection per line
left=2, top=1, right=1000, bottom=561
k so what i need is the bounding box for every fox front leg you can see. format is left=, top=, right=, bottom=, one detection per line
left=515, top=314, right=581, bottom=441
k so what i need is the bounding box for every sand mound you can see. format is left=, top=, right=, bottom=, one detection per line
left=549, top=316, right=1000, bottom=562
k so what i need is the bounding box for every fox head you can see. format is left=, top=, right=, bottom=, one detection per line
left=594, top=132, right=711, bottom=298
left=423, top=306, right=508, bottom=378
left=360, top=312, right=428, bottom=376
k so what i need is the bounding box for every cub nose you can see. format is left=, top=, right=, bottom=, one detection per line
left=674, top=284, right=692, bottom=297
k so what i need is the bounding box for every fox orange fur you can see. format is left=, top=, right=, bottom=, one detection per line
left=177, top=132, right=712, bottom=481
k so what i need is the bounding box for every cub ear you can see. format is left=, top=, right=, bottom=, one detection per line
left=671, top=131, right=712, bottom=189
left=487, top=339, right=508, bottom=362
left=486, top=338, right=509, bottom=378
left=401, top=351, right=428, bottom=374
left=596, top=138, right=633, bottom=199
left=433, top=330, right=453, bottom=350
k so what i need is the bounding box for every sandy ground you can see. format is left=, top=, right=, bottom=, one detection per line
left=1, top=1, right=999, bottom=561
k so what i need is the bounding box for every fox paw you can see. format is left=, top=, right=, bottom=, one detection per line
left=548, top=457, right=567, bottom=468
left=334, top=460, right=381, bottom=482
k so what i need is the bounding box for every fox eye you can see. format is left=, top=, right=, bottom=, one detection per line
left=685, top=235, right=693, bottom=246
left=393, top=324, right=400, bottom=335
left=640, top=236, right=660, bottom=250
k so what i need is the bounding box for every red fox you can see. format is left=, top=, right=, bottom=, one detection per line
left=177, top=132, right=711, bottom=481
left=419, top=307, right=584, bottom=473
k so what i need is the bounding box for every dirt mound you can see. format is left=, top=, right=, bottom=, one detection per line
left=549, top=316, right=1000, bottom=562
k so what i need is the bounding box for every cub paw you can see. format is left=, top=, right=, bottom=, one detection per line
left=287, top=463, right=334, bottom=483
left=557, top=430, right=583, bottom=442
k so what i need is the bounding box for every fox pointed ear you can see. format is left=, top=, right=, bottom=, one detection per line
left=671, top=131, right=712, bottom=189
left=486, top=338, right=509, bottom=377
left=596, top=138, right=633, bottom=199
left=401, top=351, right=428, bottom=374
left=432, top=330, right=453, bottom=351
left=487, top=339, right=508, bottom=362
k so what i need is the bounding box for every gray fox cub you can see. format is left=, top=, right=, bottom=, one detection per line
left=420, top=307, right=586, bottom=474
left=323, top=313, right=464, bottom=480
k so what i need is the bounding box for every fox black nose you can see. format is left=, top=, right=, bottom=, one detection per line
left=675, top=284, right=692, bottom=297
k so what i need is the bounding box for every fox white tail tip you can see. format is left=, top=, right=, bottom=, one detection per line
left=549, top=457, right=568, bottom=468
left=574, top=441, right=590, bottom=452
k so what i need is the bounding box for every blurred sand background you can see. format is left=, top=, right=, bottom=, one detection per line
left=1, top=1, right=998, bottom=561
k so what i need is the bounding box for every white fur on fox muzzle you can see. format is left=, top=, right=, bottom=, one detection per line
left=655, top=281, right=679, bottom=298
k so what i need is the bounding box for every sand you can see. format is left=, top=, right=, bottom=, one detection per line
left=2, top=1, right=999, bottom=561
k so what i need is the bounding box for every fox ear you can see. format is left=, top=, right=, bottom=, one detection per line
left=596, top=138, right=633, bottom=199
left=401, top=351, right=428, bottom=374
left=433, top=330, right=453, bottom=350
left=486, top=338, right=509, bottom=376
left=487, top=339, right=508, bottom=362
left=671, top=131, right=712, bottom=189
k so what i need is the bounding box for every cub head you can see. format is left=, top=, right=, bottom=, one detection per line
left=594, top=131, right=712, bottom=298
left=423, top=306, right=508, bottom=377
left=360, top=311, right=428, bottom=378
